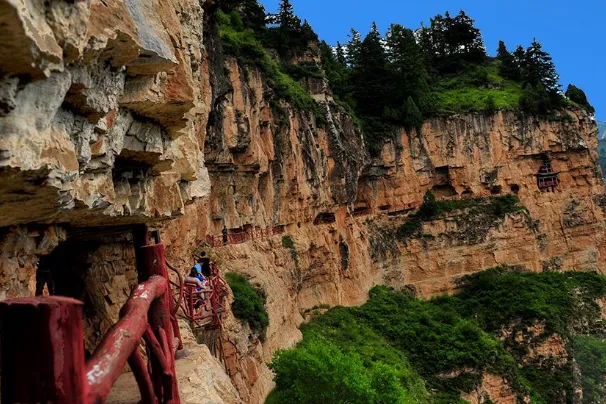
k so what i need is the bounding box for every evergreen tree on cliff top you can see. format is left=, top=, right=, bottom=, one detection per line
left=351, top=23, right=388, bottom=117
left=496, top=40, right=521, bottom=81
left=275, top=0, right=299, bottom=32
left=418, top=10, right=486, bottom=74
left=346, top=29, right=363, bottom=67
left=266, top=0, right=317, bottom=56
left=522, top=39, right=560, bottom=94
left=385, top=24, right=434, bottom=116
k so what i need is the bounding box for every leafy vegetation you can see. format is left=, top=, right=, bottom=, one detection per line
left=398, top=191, right=525, bottom=239
left=216, top=9, right=325, bottom=121
left=216, top=0, right=594, bottom=155
left=268, top=269, right=606, bottom=403
left=437, top=268, right=606, bottom=338
left=225, top=273, right=269, bottom=339
left=281, top=235, right=295, bottom=249
left=574, top=335, right=606, bottom=404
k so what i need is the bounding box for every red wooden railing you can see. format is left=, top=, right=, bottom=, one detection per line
left=168, top=262, right=228, bottom=330
left=0, top=235, right=182, bottom=404
left=166, top=260, right=229, bottom=366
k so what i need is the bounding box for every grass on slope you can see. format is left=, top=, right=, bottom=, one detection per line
left=431, top=62, right=523, bottom=115
left=398, top=192, right=525, bottom=240
left=268, top=269, right=606, bottom=403
left=217, top=10, right=325, bottom=121
left=225, top=272, right=269, bottom=340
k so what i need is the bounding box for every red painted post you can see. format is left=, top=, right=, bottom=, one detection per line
left=0, top=297, right=86, bottom=404
left=86, top=277, right=167, bottom=403
left=140, top=244, right=180, bottom=404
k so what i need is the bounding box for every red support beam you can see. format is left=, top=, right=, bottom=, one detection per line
left=86, top=276, right=167, bottom=403
left=128, top=348, right=157, bottom=404
left=0, top=297, right=86, bottom=404
left=139, top=244, right=180, bottom=404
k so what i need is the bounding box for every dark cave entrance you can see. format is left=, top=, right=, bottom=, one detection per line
left=35, top=225, right=139, bottom=356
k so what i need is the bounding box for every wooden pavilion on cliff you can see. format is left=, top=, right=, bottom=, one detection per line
left=536, top=155, right=560, bottom=191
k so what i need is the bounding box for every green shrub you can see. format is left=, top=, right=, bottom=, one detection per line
left=440, top=268, right=606, bottom=338
left=398, top=192, right=525, bottom=240
left=281, top=235, right=295, bottom=249
left=270, top=338, right=411, bottom=404
left=269, top=269, right=606, bottom=402
left=225, top=273, right=269, bottom=339
left=574, top=335, right=606, bottom=403
left=484, top=94, right=497, bottom=115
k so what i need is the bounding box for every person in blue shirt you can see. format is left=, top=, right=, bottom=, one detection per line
left=189, top=258, right=208, bottom=290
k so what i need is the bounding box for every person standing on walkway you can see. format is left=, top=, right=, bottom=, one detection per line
left=222, top=225, right=228, bottom=245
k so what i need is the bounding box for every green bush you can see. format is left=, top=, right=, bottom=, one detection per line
left=398, top=192, right=525, bottom=240
left=225, top=273, right=269, bottom=339
left=281, top=235, right=295, bottom=249
left=574, top=335, right=606, bottom=403
left=269, top=286, right=520, bottom=401
left=439, top=268, right=606, bottom=338
left=484, top=94, right=497, bottom=115
left=269, top=269, right=606, bottom=402
left=269, top=338, right=411, bottom=404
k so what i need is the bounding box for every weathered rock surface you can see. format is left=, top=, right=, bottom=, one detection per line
left=160, top=51, right=605, bottom=401
left=0, top=0, right=210, bottom=229
left=1, top=3, right=605, bottom=404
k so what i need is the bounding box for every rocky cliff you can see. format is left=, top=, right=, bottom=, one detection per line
left=181, top=59, right=604, bottom=397
left=0, top=0, right=213, bottom=352
left=0, top=2, right=604, bottom=403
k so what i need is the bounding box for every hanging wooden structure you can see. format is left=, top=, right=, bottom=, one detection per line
left=536, top=157, right=559, bottom=190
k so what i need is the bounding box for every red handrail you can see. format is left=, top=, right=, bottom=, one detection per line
left=86, top=276, right=168, bottom=403
left=0, top=242, right=182, bottom=404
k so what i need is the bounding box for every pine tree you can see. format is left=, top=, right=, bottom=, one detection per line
left=351, top=23, right=388, bottom=116
left=346, top=29, right=362, bottom=67
left=419, top=10, right=486, bottom=74
left=496, top=40, right=521, bottom=80
left=319, top=41, right=348, bottom=99
left=519, top=84, right=540, bottom=115
left=277, top=0, right=300, bottom=32
left=335, top=42, right=347, bottom=66
left=523, top=39, right=560, bottom=94
left=496, top=40, right=509, bottom=59
left=450, top=10, right=486, bottom=61
left=403, top=96, right=423, bottom=132
left=385, top=23, right=433, bottom=116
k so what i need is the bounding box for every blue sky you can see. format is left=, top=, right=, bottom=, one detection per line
left=260, top=0, right=605, bottom=120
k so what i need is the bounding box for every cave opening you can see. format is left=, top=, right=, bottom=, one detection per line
left=35, top=225, right=139, bottom=355
left=313, top=212, right=336, bottom=225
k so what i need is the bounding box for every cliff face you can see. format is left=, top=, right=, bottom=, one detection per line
left=0, top=0, right=213, bottom=350
left=0, top=3, right=604, bottom=403
left=174, top=49, right=604, bottom=400
left=0, top=0, right=211, bottom=230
